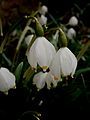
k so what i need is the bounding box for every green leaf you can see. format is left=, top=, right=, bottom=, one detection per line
left=14, top=62, right=23, bottom=83
left=75, top=67, right=90, bottom=77
left=71, top=88, right=82, bottom=101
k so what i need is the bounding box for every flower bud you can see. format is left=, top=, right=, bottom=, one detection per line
left=34, top=17, right=44, bottom=36
left=39, top=5, right=48, bottom=15
left=67, top=28, right=76, bottom=40
left=68, top=16, right=78, bottom=26
left=58, top=28, right=68, bottom=47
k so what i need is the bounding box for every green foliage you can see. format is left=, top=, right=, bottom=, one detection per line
left=14, top=62, right=24, bottom=83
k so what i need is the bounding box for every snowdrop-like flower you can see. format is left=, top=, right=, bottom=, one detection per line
left=0, top=67, right=16, bottom=94
left=50, top=47, right=77, bottom=79
left=68, top=16, right=78, bottom=26
left=33, top=72, right=59, bottom=90
left=39, top=5, right=48, bottom=15
left=33, top=72, right=47, bottom=90
left=25, top=34, right=34, bottom=46
left=26, top=37, right=56, bottom=71
left=37, top=15, right=47, bottom=25
left=67, top=28, right=76, bottom=40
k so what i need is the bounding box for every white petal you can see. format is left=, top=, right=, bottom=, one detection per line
left=57, top=47, right=77, bottom=77
left=45, top=72, right=60, bottom=89
left=26, top=40, right=37, bottom=69
left=68, top=16, right=78, bottom=26
left=33, top=72, right=59, bottom=90
left=33, top=72, right=47, bottom=90
left=50, top=47, right=77, bottom=79
left=35, top=37, right=56, bottom=71
left=27, top=37, right=56, bottom=71
left=39, top=5, right=48, bottom=15
left=67, top=28, right=76, bottom=40
left=50, top=52, right=62, bottom=81
left=37, top=15, right=47, bottom=25
left=0, top=67, right=16, bottom=93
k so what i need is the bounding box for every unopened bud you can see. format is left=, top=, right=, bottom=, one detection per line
left=58, top=28, right=68, bottom=47
left=34, top=17, right=44, bottom=36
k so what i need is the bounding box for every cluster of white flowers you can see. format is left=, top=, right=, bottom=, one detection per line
left=0, top=67, right=16, bottom=94
left=26, top=36, right=77, bottom=90
left=66, top=16, right=78, bottom=40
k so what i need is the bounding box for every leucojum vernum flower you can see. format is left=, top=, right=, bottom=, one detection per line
left=0, top=67, right=16, bottom=94
left=26, top=29, right=77, bottom=90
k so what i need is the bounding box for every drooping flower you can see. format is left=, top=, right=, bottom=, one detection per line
left=50, top=47, right=77, bottom=79
left=0, top=67, right=16, bottom=94
left=33, top=72, right=59, bottom=90
left=37, top=15, right=47, bottom=25
left=26, top=37, right=56, bottom=71
left=39, top=5, right=48, bottom=15
left=68, top=16, right=78, bottom=26
left=32, top=47, right=77, bottom=90
left=67, top=28, right=76, bottom=40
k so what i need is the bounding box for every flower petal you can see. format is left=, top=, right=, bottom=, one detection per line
left=45, top=72, right=60, bottom=89
left=35, top=37, right=56, bottom=69
left=49, top=52, right=62, bottom=81
left=0, top=67, right=16, bottom=93
left=33, top=72, right=47, bottom=90
left=26, top=37, right=56, bottom=71
left=26, top=40, right=37, bottom=69
left=57, top=47, right=77, bottom=77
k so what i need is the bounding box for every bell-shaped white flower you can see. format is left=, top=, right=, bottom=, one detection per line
left=26, top=37, right=56, bottom=71
left=68, top=16, right=78, bottom=26
left=33, top=72, right=59, bottom=90
left=37, top=15, right=47, bottom=25
left=0, top=67, right=16, bottom=94
left=45, top=72, right=60, bottom=89
left=50, top=47, right=77, bottom=79
left=67, top=28, right=76, bottom=40
left=39, top=5, right=48, bottom=15
left=33, top=72, right=47, bottom=90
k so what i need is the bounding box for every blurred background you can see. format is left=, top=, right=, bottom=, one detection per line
left=0, top=0, right=90, bottom=120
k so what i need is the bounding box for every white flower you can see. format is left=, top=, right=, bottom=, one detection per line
left=39, top=5, right=48, bottom=15
left=37, top=15, right=47, bottom=25
left=26, top=37, right=56, bottom=71
left=25, top=34, right=34, bottom=46
left=0, top=67, right=16, bottom=94
left=67, top=28, right=76, bottom=40
left=68, top=16, right=78, bottom=26
left=32, top=45, right=77, bottom=90
left=33, top=72, right=59, bottom=90
left=33, top=72, right=47, bottom=90
left=50, top=47, right=77, bottom=79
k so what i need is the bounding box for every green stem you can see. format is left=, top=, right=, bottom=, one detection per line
left=77, top=40, right=90, bottom=62
left=0, top=18, right=3, bottom=36
left=23, top=66, right=35, bottom=85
